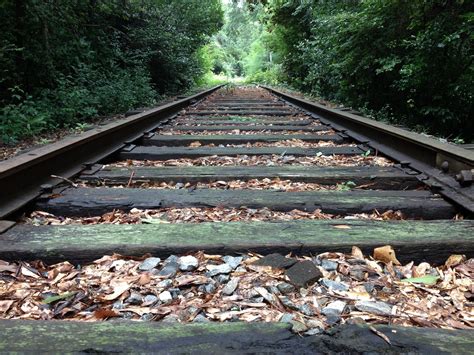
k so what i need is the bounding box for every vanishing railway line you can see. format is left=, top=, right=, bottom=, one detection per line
left=0, top=85, right=473, bottom=352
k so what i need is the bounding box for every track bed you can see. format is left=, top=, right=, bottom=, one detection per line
left=0, top=86, right=472, bottom=352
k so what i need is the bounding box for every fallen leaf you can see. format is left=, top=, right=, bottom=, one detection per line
left=43, top=292, right=77, bottom=304
left=0, top=300, right=14, bottom=313
left=351, top=246, right=364, bottom=259
left=138, top=273, right=151, bottom=285
left=401, top=275, right=439, bottom=285
left=102, top=282, right=130, bottom=301
left=94, top=308, right=119, bottom=320
left=445, top=255, right=465, bottom=269
left=373, top=245, right=400, bottom=265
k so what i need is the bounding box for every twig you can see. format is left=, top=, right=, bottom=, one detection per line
left=369, top=326, right=392, bottom=345
left=50, top=175, right=78, bottom=188
left=127, top=171, right=136, bottom=187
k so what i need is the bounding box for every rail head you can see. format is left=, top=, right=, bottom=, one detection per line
left=0, top=85, right=224, bottom=219
left=262, top=85, right=474, bottom=214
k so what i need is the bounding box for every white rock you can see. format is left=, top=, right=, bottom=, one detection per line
left=178, top=255, right=199, bottom=271
left=159, top=291, right=173, bottom=303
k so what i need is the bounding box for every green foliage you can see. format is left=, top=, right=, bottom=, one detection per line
left=266, top=0, right=474, bottom=140
left=0, top=0, right=223, bottom=143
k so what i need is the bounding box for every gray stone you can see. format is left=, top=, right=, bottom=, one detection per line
left=158, top=291, right=173, bottom=303
left=138, top=257, right=161, bottom=271
left=157, top=279, right=173, bottom=289
left=234, top=266, right=247, bottom=273
left=222, top=277, right=239, bottom=296
left=279, top=296, right=299, bottom=311
left=277, top=282, right=295, bottom=294
left=286, top=261, right=323, bottom=287
left=215, top=274, right=230, bottom=284
left=193, top=314, right=210, bottom=323
left=125, top=292, right=143, bottom=305
left=325, top=315, right=342, bottom=326
left=350, top=269, right=367, bottom=281
left=143, top=294, right=158, bottom=305
left=252, top=253, right=297, bottom=269
left=305, top=328, right=322, bottom=336
left=267, top=285, right=280, bottom=295
left=355, top=301, right=393, bottom=316
left=162, top=314, right=179, bottom=323
left=140, top=313, right=155, bottom=321
left=112, top=301, right=124, bottom=310
left=322, top=300, right=346, bottom=317
left=178, top=255, right=199, bottom=271
left=222, top=256, right=243, bottom=269
left=198, top=283, right=216, bottom=294
left=206, top=263, right=233, bottom=276
left=168, top=288, right=181, bottom=299
left=298, top=304, right=315, bottom=316
left=164, top=255, right=179, bottom=265
left=321, top=260, right=338, bottom=271
left=363, top=282, right=375, bottom=293
left=157, top=262, right=178, bottom=278
left=280, top=313, right=294, bottom=323
left=320, top=279, right=349, bottom=292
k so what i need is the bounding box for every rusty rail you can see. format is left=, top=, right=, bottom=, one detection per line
left=0, top=85, right=223, bottom=219
left=262, top=86, right=474, bottom=214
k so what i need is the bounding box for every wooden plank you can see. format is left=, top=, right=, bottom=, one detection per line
left=0, top=322, right=471, bottom=353
left=36, top=188, right=455, bottom=219
left=1, top=220, right=472, bottom=263
left=191, top=110, right=297, bottom=116
left=0, top=321, right=470, bottom=353
left=119, top=146, right=363, bottom=160
left=158, top=125, right=329, bottom=132
left=174, top=119, right=313, bottom=126
left=144, top=134, right=342, bottom=146
left=82, top=166, right=421, bottom=190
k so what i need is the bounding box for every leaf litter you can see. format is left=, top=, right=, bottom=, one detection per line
left=22, top=208, right=405, bottom=226
left=110, top=154, right=392, bottom=168
left=0, top=249, right=472, bottom=334
left=186, top=140, right=352, bottom=148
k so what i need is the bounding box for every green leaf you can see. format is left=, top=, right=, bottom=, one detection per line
left=42, top=292, right=77, bottom=304
left=401, top=275, right=439, bottom=285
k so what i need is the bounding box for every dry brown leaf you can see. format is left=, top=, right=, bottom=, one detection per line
left=0, top=264, right=17, bottom=273
left=0, top=300, right=15, bottom=313
left=94, top=308, right=119, bottom=320
left=138, top=273, right=151, bottom=285
left=351, top=246, right=364, bottom=259
left=445, top=255, right=465, bottom=269
left=20, top=266, right=41, bottom=279
left=101, top=282, right=130, bottom=301
left=373, top=245, right=401, bottom=266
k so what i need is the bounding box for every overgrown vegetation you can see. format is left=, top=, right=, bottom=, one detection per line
left=2, top=1, right=472, bottom=143
left=211, top=0, right=473, bottom=141
left=0, top=0, right=223, bottom=143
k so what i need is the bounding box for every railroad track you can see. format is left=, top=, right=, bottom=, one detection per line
left=0, top=86, right=472, bottom=352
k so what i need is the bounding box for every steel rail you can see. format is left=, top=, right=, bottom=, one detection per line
left=0, top=85, right=224, bottom=219
left=262, top=86, right=474, bottom=214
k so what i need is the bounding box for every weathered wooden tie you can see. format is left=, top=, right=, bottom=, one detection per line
left=191, top=110, right=297, bottom=116
left=157, top=125, right=330, bottom=132
left=81, top=165, right=421, bottom=190
left=2, top=220, right=472, bottom=263
left=36, top=188, right=455, bottom=218
left=119, top=146, right=363, bottom=160
left=173, top=119, right=314, bottom=126
left=143, top=134, right=341, bottom=146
